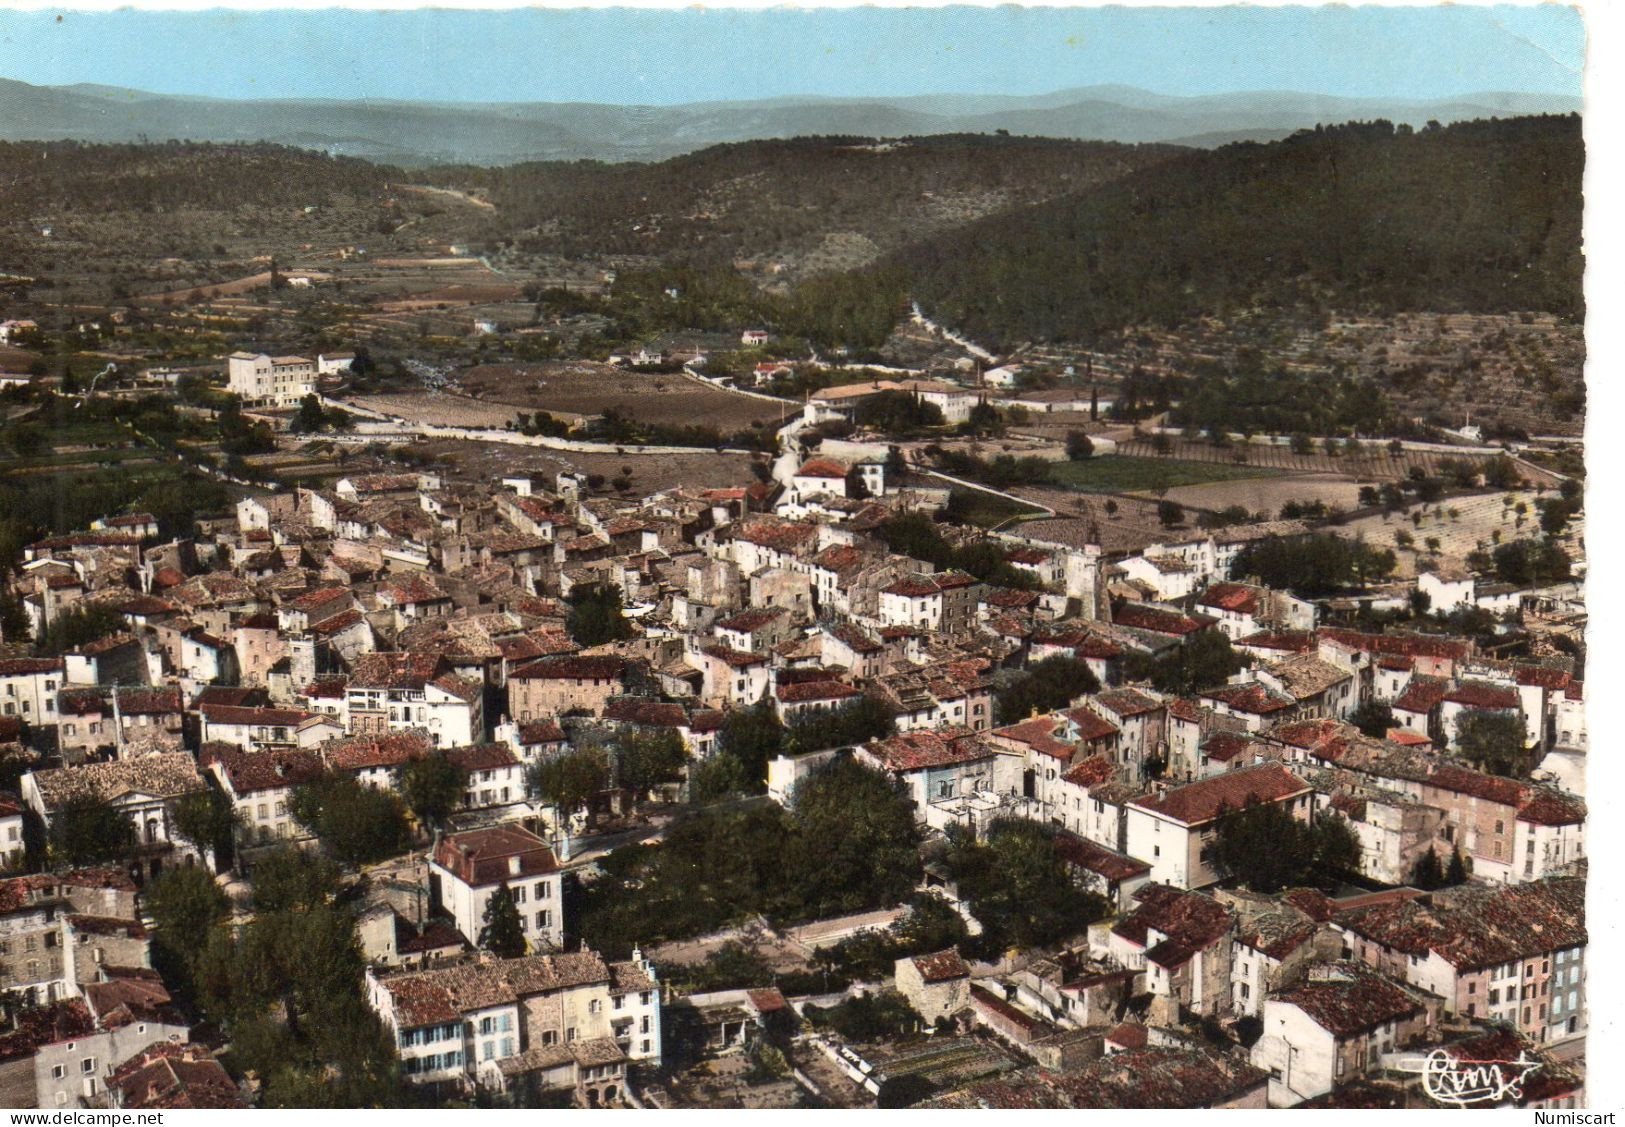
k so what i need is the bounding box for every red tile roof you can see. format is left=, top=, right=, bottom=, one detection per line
left=433, top=825, right=560, bottom=887
left=1444, top=681, right=1521, bottom=711
left=1113, top=603, right=1216, bottom=636
left=775, top=679, right=862, bottom=704
left=1202, top=682, right=1295, bottom=716
left=866, top=727, right=991, bottom=771
left=908, top=948, right=970, bottom=983
left=1392, top=675, right=1452, bottom=713
left=1053, top=830, right=1151, bottom=883
left=510, top=654, right=628, bottom=680
left=1129, top=763, right=1311, bottom=827
left=1199, top=582, right=1262, bottom=614
left=1275, top=966, right=1425, bottom=1036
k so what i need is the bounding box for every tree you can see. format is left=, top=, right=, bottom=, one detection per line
left=399, top=753, right=465, bottom=828
left=1454, top=710, right=1527, bottom=777
left=946, top=820, right=1109, bottom=951
left=1445, top=847, right=1470, bottom=885
left=782, top=758, right=920, bottom=919
left=290, top=777, right=411, bottom=866
left=994, top=656, right=1100, bottom=725
left=49, top=795, right=137, bottom=866
left=1157, top=499, right=1186, bottom=527
left=291, top=393, right=326, bottom=434
left=1410, top=846, right=1445, bottom=890
left=479, top=883, right=528, bottom=958
left=617, top=729, right=688, bottom=795
left=1348, top=699, right=1395, bottom=739
left=145, top=865, right=230, bottom=1000
left=170, top=788, right=241, bottom=872
left=33, top=603, right=126, bottom=656
left=712, top=701, right=785, bottom=790
left=1065, top=430, right=1094, bottom=461
left=784, top=695, right=896, bottom=754
left=1213, top=803, right=1359, bottom=893
left=565, top=583, right=634, bottom=647
left=528, top=746, right=608, bottom=818
left=1121, top=630, right=1243, bottom=696
left=1230, top=534, right=1396, bottom=594
left=250, top=846, right=339, bottom=913
left=1539, top=500, right=1572, bottom=537
left=1491, top=538, right=1571, bottom=586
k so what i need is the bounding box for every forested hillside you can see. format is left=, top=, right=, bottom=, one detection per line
left=0, top=140, right=400, bottom=212
left=890, top=115, right=1583, bottom=347
left=435, top=134, right=1177, bottom=279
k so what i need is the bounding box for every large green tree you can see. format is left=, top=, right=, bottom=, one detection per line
left=399, top=752, right=465, bottom=828
left=1213, top=803, right=1360, bottom=893
left=782, top=757, right=921, bottom=919
left=49, top=796, right=137, bottom=866
left=479, top=883, right=528, bottom=959
left=946, top=819, right=1109, bottom=951
left=1454, top=711, right=1528, bottom=777
left=994, top=656, right=1100, bottom=725
left=290, top=777, right=411, bottom=866
left=528, top=746, right=608, bottom=818
left=170, top=788, right=241, bottom=872
left=565, top=583, right=634, bottom=647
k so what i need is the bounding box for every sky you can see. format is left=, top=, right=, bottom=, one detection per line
left=0, top=5, right=1586, bottom=105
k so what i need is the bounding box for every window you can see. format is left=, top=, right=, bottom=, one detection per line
left=536, top=910, right=551, bottom=929
left=567, top=1028, right=578, bottom=1043
left=512, top=885, right=526, bottom=904
left=81, top=1057, right=96, bottom=1074
left=52, top=1065, right=65, bottom=1080
left=641, top=1016, right=651, bottom=1033
left=590, top=999, right=602, bottom=1014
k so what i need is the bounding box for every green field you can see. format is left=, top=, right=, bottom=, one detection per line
left=1046, top=455, right=1282, bottom=494
left=947, top=487, right=1047, bottom=529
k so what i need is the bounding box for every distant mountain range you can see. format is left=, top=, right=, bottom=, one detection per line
left=0, top=78, right=1581, bottom=166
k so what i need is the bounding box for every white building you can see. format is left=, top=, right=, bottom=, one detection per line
left=1124, top=764, right=1315, bottom=889
left=430, top=826, right=567, bottom=951
left=0, top=657, right=64, bottom=724
left=367, top=948, right=661, bottom=1101
left=225, top=352, right=315, bottom=407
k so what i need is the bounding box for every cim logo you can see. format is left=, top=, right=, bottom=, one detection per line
left=1394, top=1048, right=1543, bottom=1107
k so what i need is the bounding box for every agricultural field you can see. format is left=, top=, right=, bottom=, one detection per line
left=1045, top=454, right=1281, bottom=494
left=1148, top=474, right=1365, bottom=517
left=414, top=439, right=763, bottom=494
left=346, top=391, right=527, bottom=429
left=458, top=361, right=792, bottom=430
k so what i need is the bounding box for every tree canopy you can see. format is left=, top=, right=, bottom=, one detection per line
left=565, top=583, right=635, bottom=647
left=994, top=656, right=1100, bottom=725
left=1454, top=710, right=1528, bottom=777
left=289, top=776, right=411, bottom=867
left=1213, top=803, right=1360, bottom=893
left=479, top=883, right=528, bottom=959
left=945, top=819, right=1110, bottom=953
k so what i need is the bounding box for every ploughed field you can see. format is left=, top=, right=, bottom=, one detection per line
left=458, top=361, right=790, bottom=430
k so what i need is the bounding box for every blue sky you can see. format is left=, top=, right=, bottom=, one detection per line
left=0, top=5, right=1585, bottom=104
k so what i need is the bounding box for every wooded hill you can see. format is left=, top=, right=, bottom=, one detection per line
left=431, top=134, right=1178, bottom=279
left=0, top=140, right=401, bottom=213
left=888, top=115, right=1584, bottom=347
